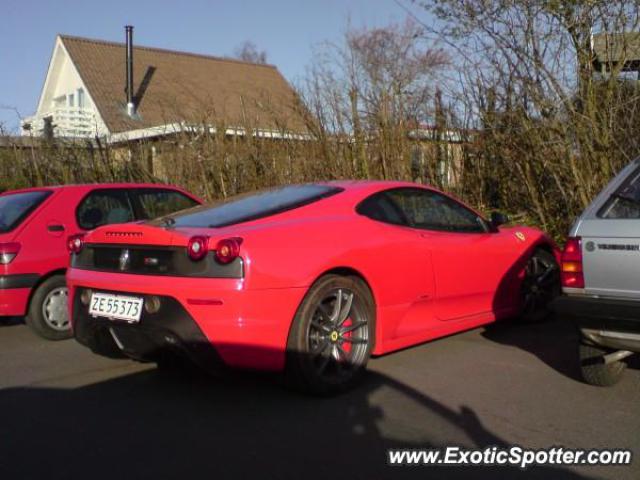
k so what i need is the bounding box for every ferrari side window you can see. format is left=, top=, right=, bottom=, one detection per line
left=386, top=188, right=487, bottom=233
left=356, top=193, right=407, bottom=225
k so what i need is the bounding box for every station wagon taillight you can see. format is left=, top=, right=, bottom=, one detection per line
left=0, top=242, right=20, bottom=264
left=561, top=237, right=584, bottom=289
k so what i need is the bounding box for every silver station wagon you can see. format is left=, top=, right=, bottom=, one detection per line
left=555, top=158, right=640, bottom=386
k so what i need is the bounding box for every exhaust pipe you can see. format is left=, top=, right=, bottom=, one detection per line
left=125, top=25, right=135, bottom=117
left=109, top=327, right=126, bottom=351
left=602, top=350, right=634, bottom=364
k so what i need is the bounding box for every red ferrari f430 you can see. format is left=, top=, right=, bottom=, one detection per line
left=67, top=181, right=560, bottom=393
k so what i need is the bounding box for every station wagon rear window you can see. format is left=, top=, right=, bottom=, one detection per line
left=599, top=166, right=640, bottom=219
left=150, top=185, right=343, bottom=228
left=0, top=190, right=52, bottom=233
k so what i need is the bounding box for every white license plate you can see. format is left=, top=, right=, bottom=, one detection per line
left=89, top=292, right=143, bottom=323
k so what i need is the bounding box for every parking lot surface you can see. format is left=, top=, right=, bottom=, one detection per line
left=0, top=316, right=637, bottom=480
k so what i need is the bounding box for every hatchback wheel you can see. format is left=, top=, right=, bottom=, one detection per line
left=520, top=249, right=560, bottom=322
left=286, top=274, right=374, bottom=395
left=579, top=341, right=626, bottom=387
left=26, top=275, right=72, bottom=340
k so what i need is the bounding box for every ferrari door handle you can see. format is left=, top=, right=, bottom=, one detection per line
left=47, top=224, right=65, bottom=232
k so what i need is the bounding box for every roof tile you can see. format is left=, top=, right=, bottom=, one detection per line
left=60, top=35, right=307, bottom=134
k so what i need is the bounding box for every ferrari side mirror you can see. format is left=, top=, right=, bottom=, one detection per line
left=490, top=211, right=509, bottom=229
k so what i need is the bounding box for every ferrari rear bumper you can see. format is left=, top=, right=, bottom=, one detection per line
left=67, top=268, right=308, bottom=372
left=72, top=288, right=226, bottom=371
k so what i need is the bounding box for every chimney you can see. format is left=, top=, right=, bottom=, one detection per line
left=125, top=25, right=135, bottom=117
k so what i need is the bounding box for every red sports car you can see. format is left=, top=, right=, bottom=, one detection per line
left=0, top=184, right=200, bottom=339
left=67, top=181, right=560, bottom=393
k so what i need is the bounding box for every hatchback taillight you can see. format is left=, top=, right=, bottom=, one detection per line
left=561, top=236, right=584, bottom=289
left=67, top=234, right=85, bottom=254
left=0, top=242, right=20, bottom=264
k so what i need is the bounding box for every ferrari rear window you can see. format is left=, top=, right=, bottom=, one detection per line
left=0, top=190, right=52, bottom=233
left=151, top=184, right=343, bottom=228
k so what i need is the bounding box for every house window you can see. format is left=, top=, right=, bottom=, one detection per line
left=68, top=93, right=75, bottom=108
left=77, top=88, right=85, bottom=109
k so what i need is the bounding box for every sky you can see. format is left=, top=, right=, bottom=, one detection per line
left=0, top=0, right=420, bottom=133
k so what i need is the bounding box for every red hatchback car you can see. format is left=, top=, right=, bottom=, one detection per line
left=67, top=181, right=560, bottom=393
left=0, top=184, right=200, bottom=339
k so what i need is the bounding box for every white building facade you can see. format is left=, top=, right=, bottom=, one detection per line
left=22, top=36, right=110, bottom=138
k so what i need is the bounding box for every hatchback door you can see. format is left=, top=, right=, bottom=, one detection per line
left=578, top=162, right=640, bottom=299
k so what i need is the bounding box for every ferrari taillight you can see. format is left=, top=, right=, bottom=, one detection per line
left=561, top=237, right=584, bottom=289
left=215, top=237, right=242, bottom=264
left=187, top=236, right=209, bottom=261
left=0, top=242, right=20, bottom=264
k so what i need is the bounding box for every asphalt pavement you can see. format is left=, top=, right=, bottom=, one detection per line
left=0, top=316, right=637, bottom=480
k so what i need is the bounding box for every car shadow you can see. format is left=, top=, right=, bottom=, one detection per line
left=0, top=358, right=594, bottom=480
left=483, top=314, right=639, bottom=382
left=481, top=316, right=583, bottom=382
left=485, top=244, right=588, bottom=382
left=0, top=316, right=23, bottom=327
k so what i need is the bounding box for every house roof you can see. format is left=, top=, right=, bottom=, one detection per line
left=592, top=32, right=640, bottom=67
left=60, top=35, right=307, bottom=135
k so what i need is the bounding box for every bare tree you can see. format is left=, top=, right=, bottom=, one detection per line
left=299, top=19, right=450, bottom=178
left=404, top=0, right=640, bottom=236
left=233, top=41, right=268, bottom=64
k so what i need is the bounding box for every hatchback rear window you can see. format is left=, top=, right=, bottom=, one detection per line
left=0, top=190, right=52, bottom=233
left=150, top=184, right=343, bottom=228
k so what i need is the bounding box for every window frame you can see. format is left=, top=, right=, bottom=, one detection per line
left=77, top=88, right=85, bottom=109
left=356, top=187, right=491, bottom=234
left=128, top=188, right=200, bottom=221
left=597, top=165, right=640, bottom=219
left=75, top=188, right=135, bottom=231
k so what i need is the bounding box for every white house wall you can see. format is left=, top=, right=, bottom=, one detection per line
left=26, top=37, right=110, bottom=138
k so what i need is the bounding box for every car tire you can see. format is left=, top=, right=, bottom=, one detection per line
left=25, top=274, right=72, bottom=341
left=579, top=341, right=626, bottom=387
left=520, top=249, right=561, bottom=323
left=286, top=274, right=375, bottom=395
